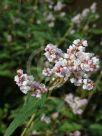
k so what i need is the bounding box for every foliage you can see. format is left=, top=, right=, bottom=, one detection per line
left=0, top=0, right=102, bottom=136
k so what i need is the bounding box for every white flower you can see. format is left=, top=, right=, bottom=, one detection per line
left=41, top=114, right=51, bottom=124
left=83, top=79, right=88, bottom=84
left=58, top=58, right=67, bottom=66
left=60, top=12, right=66, bottom=17
left=14, top=75, right=19, bottom=84
left=82, top=64, right=90, bottom=71
left=72, top=3, right=97, bottom=27
left=82, top=40, right=88, bottom=47
left=51, top=112, right=59, bottom=119
left=73, top=39, right=80, bottom=45
left=54, top=1, right=64, bottom=11
left=36, top=20, right=41, bottom=25
left=42, top=68, right=52, bottom=76
left=48, top=22, right=55, bottom=27
left=20, top=86, right=31, bottom=94
left=92, top=57, right=99, bottom=64
left=14, top=69, right=47, bottom=97
left=44, top=43, right=63, bottom=62
left=70, top=78, right=76, bottom=83
left=82, top=8, right=89, bottom=17
left=64, top=93, right=74, bottom=105
left=43, top=39, right=99, bottom=90
left=65, top=93, right=88, bottom=115
left=78, top=46, right=85, bottom=51
left=32, top=89, right=41, bottom=98
left=48, top=4, right=53, bottom=9
left=64, top=53, right=69, bottom=58
left=71, top=14, right=81, bottom=24
left=90, top=2, right=97, bottom=13
left=70, top=29, right=75, bottom=34
left=46, top=13, right=55, bottom=21
left=83, top=79, right=94, bottom=90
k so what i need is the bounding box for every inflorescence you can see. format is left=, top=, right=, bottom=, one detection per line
left=43, top=39, right=99, bottom=90
left=64, top=93, right=88, bottom=115
left=14, top=39, right=99, bottom=97
left=14, top=69, right=47, bottom=97
left=71, top=2, right=98, bottom=27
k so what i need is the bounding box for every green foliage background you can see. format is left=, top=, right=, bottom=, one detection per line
left=0, top=0, right=102, bottom=136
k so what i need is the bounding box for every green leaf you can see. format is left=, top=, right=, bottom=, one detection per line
left=89, top=29, right=102, bottom=34
left=4, top=95, right=47, bottom=136
left=89, top=124, right=102, bottom=136
left=59, top=122, right=82, bottom=132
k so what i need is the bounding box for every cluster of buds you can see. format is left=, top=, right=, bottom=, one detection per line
left=14, top=69, right=47, bottom=98
left=71, top=2, right=98, bottom=27
left=64, top=93, right=88, bottom=115
left=43, top=39, right=99, bottom=90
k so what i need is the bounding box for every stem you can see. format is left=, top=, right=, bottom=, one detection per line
left=21, top=94, right=47, bottom=136
left=21, top=114, right=35, bottom=136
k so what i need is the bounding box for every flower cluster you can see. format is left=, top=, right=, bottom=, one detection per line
left=72, top=2, right=98, bottom=27
left=14, top=69, right=47, bottom=97
left=15, top=39, right=99, bottom=97
left=54, top=1, right=65, bottom=11
left=44, top=43, right=63, bottom=62
left=36, top=1, right=66, bottom=27
left=41, top=112, right=59, bottom=124
left=64, top=93, right=88, bottom=115
left=45, top=12, right=55, bottom=27
left=43, top=39, right=99, bottom=90
left=45, top=1, right=65, bottom=27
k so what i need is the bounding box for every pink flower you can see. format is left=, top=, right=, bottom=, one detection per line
left=14, top=69, right=47, bottom=97
left=65, top=93, right=88, bottom=115
left=43, top=39, right=99, bottom=90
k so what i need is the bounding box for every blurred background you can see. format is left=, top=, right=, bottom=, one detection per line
left=0, top=0, right=102, bottom=136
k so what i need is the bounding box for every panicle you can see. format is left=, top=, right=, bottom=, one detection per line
left=43, top=39, right=99, bottom=90
left=14, top=69, right=47, bottom=98
left=72, top=2, right=97, bottom=26
left=64, top=93, right=88, bottom=115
